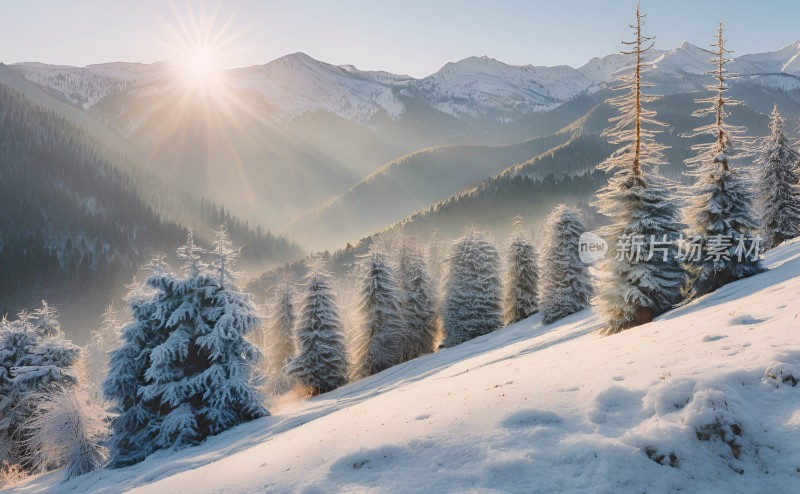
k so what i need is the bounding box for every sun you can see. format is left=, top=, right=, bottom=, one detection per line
left=160, top=4, right=239, bottom=93
left=182, top=44, right=220, bottom=87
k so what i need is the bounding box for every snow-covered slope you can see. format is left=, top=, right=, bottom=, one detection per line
left=413, top=56, right=590, bottom=116
left=8, top=240, right=800, bottom=493
left=10, top=40, right=800, bottom=124
left=734, top=40, right=800, bottom=76
left=11, top=62, right=168, bottom=108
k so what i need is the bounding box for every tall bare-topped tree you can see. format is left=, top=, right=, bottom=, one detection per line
left=593, top=4, right=685, bottom=335
left=681, top=22, right=763, bottom=298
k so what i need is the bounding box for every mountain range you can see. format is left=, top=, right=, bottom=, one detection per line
left=12, top=40, right=800, bottom=124
left=4, top=40, right=800, bottom=326
left=8, top=40, right=800, bottom=251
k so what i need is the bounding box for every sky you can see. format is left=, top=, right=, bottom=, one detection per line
left=2, top=0, right=800, bottom=78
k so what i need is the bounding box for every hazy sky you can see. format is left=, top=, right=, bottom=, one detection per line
left=3, top=0, right=800, bottom=77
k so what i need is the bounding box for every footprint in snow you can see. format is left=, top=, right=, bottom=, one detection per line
left=588, top=386, right=646, bottom=432
left=731, top=314, right=770, bottom=326
left=501, top=409, right=563, bottom=429
left=330, top=445, right=405, bottom=477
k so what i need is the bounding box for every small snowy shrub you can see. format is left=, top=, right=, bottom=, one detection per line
left=0, top=303, right=80, bottom=470
left=762, top=362, right=799, bottom=387
left=683, top=386, right=748, bottom=467
left=21, top=387, right=108, bottom=481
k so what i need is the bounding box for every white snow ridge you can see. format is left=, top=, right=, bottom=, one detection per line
left=8, top=241, right=800, bottom=493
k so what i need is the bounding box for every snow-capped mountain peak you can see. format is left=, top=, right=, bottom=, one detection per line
left=651, top=41, right=715, bottom=75
left=734, top=40, right=800, bottom=75
left=228, top=52, right=406, bottom=121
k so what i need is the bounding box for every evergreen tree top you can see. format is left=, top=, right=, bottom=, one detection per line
left=756, top=105, right=800, bottom=169
left=211, top=225, right=242, bottom=289
left=177, top=228, right=206, bottom=278
left=768, top=104, right=784, bottom=136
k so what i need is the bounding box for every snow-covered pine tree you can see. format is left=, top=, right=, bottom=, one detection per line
left=442, top=230, right=503, bottom=347
left=539, top=206, right=593, bottom=324
left=141, top=228, right=267, bottom=448
left=754, top=104, right=800, bottom=250
left=0, top=303, right=80, bottom=470
left=427, top=228, right=447, bottom=297
left=331, top=272, right=362, bottom=375
left=681, top=23, right=764, bottom=298
left=593, top=5, right=685, bottom=335
left=29, top=301, right=61, bottom=337
left=21, top=386, right=108, bottom=481
left=84, top=304, right=122, bottom=398
left=285, top=260, right=348, bottom=394
left=397, top=239, right=440, bottom=359
left=503, top=216, right=539, bottom=325
left=352, top=245, right=407, bottom=377
left=102, top=258, right=172, bottom=467
left=195, top=253, right=268, bottom=437
left=257, top=279, right=297, bottom=396
left=104, top=232, right=268, bottom=467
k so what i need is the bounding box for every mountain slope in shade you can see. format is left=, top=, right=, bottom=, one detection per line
left=0, top=83, right=301, bottom=343
left=11, top=240, right=800, bottom=492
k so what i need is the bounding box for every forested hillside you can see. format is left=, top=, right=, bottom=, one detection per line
left=0, top=84, right=301, bottom=340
